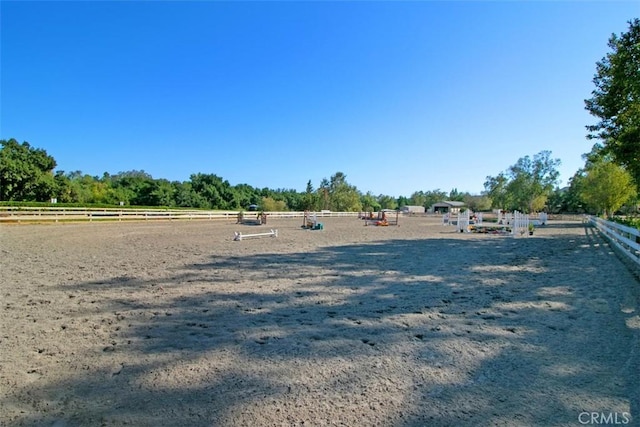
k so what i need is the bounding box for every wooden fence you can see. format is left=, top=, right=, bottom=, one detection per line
left=0, top=207, right=360, bottom=224
left=589, top=216, right=640, bottom=267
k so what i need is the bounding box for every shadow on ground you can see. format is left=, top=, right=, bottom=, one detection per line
left=3, top=223, right=639, bottom=426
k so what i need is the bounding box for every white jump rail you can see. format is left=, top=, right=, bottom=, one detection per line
left=456, top=210, right=471, bottom=232
left=511, top=211, right=530, bottom=236
left=589, top=216, right=640, bottom=267
left=233, top=229, right=278, bottom=241
left=456, top=210, right=530, bottom=236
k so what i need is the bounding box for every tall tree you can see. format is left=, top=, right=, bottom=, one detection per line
left=318, top=178, right=330, bottom=210
left=421, top=189, right=448, bottom=211
left=448, top=188, right=465, bottom=202
left=53, top=171, right=73, bottom=203
left=233, top=183, right=259, bottom=210
left=327, top=172, right=362, bottom=212
left=548, top=177, right=585, bottom=214
left=377, top=194, right=397, bottom=210
left=360, top=191, right=380, bottom=212
left=484, top=151, right=561, bottom=212
left=585, top=19, right=640, bottom=186
left=463, top=194, right=492, bottom=212
left=261, top=196, right=287, bottom=211
left=189, top=173, right=228, bottom=209
left=110, top=170, right=157, bottom=206
left=302, top=180, right=318, bottom=211
left=579, top=160, right=636, bottom=216
left=0, top=139, right=57, bottom=201
left=409, top=191, right=427, bottom=207
left=148, top=179, right=176, bottom=207
left=174, top=181, right=207, bottom=208
left=276, top=189, right=303, bottom=211
left=483, top=173, right=510, bottom=210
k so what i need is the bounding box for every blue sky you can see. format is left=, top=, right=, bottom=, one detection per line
left=1, top=1, right=638, bottom=197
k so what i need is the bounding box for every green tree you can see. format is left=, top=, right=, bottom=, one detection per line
left=174, top=181, right=207, bottom=208
left=261, top=196, right=287, bottom=212
left=233, top=183, right=259, bottom=210
left=0, top=139, right=58, bottom=201
left=62, top=171, right=92, bottom=203
left=463, top=194, right=492, bottom=212
left=377, top=194, right=397, bottom=210
left=148, top=179, right=176, bottom=207
left=276, top=188, right=302, bottom=211
left=360, top=191, right=380, bottom=212
left=317, top=178, right=330, bottom=210
left=109, top=170, right=158, bottom=206
left=448, top=188, right=465, bottom=202
left=483, top=173, right=509, bottom=210
left=302, top=180, right=319, bottom=210
left=189, top=173, right=230, bottom=209
left=326, top=172, right=362, bottom=212
left=409, top=191, right=427, bottom=207
left=88, top=179, right=111, bottom=204
left=579, top=160, right=636, bottom=216
left=547, top=182, right=584, bottom=214
left=585, top=19, right=640, bottom=186
left=421, top=189, right=448, bottom=211
left=484, top=151, right=561, bottom=212
left=53, top=171, right=73, bottom=203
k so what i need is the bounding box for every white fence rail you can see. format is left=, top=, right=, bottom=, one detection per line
left=0, top=207, right=361, bottom=223
left=589, top=216, right=640, bottom=267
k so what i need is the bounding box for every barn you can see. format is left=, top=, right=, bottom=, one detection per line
left=430, top=201, right=466, bottom=214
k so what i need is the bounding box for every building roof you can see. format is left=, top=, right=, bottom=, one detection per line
left=431, top=201, right=466, bottom=207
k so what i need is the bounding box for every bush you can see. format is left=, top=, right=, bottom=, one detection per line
left=610, top=216, right=640, bottom=230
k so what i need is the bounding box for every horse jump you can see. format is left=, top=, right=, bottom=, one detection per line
left=455, top=210, right=483, bottom=233
left=511, top=211, right=530, bottom=236
left=456, top=210, right=531, bottom=236
left=233, top=229, right=278, bottom=241
left=237, top=211, right=267, bottom=225
left=363, top=210, right=399, bottom=226
left=302, top=211, right=324, bottom=230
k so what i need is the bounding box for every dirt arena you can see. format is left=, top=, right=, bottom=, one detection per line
left=1, top=216, right=639, bottom=426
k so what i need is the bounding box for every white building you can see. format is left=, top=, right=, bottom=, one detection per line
left=400, top=205, right=425, bottom=214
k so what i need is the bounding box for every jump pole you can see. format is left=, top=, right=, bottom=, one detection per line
left=233, top=229, right=278, bottom=241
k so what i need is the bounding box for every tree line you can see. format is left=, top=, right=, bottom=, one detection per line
left=1, top=136, right=636, bottom=215
left=2, top=20, right=638, bottom=216
left=0, top=138, right=487, bottom=212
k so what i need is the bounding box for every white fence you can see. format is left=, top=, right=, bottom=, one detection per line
left=589, top=216, right=640, bottom=267
left=453, top=210, right=532, bottom=236
left=0, top=207, right=361, bottom=224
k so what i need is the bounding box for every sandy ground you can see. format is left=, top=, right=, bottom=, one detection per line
left=1, top=216, right=639, bottom=427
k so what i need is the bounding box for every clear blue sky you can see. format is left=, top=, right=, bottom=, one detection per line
left=1, top=1, right=637, bottom=197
